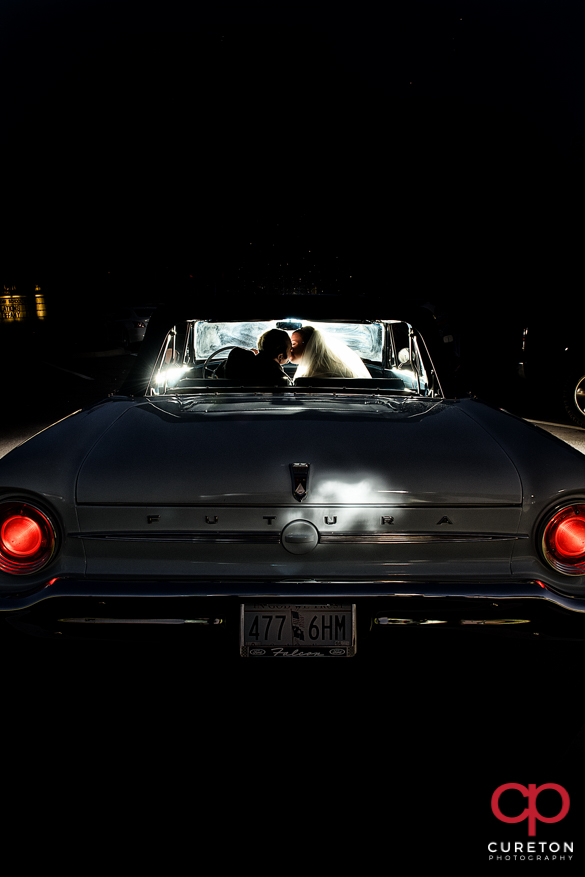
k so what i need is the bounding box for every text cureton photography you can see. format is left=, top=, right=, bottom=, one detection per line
left=488, top=842, right=573, bottom=862
left=488, top=784, right=575, bottom=863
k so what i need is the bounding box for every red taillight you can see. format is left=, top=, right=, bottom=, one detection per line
left=0, top=502, right=56, bottom=575
left=1, top=516, right=43, bottom=556
left=554, top=517, right=585, bottom=556
left=542, top=505, right=585, bottom=575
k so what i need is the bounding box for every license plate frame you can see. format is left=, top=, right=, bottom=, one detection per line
left=240, top=603, right=356, bottom=657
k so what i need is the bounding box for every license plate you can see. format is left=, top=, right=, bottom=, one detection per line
left=240, top=603, right=356, bottom=657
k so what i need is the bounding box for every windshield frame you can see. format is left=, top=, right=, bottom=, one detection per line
left=146, top=318, right=442, bottom=398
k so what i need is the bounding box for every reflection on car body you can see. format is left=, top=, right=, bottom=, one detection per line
left=3, top=295, right=585, bottom=657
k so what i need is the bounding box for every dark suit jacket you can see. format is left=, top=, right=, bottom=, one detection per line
left=221, top=348, right=291, bottom=384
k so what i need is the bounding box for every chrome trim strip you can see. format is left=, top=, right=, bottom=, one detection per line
left=57, top=617, right=223, bottom=625
left=76, top=502, right=523, bottom=508
left=374, top=617, right=530, bottom=626
left=319, top=533, right=525, bottom=543
left=73, top=532, right=281, bottom=543
left=72, top=531, right=526, bottom=544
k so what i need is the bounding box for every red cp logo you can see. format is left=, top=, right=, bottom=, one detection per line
left=492, top=784, right=570, bottom=836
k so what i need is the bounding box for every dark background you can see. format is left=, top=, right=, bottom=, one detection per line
left=3, top=1, right=584, bottom=416
left=2, top=2, right=585, bottom=849
left=3, top=1, right=583, bottom=312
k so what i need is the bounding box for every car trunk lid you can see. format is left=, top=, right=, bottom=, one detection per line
left=76, top=396, right=522, bottom=506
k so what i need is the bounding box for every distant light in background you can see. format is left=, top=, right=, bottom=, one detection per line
left=34, top=286, right=47, bottom=320
left=1, top=285, right=47, bottom=324
left=0, top=290, right=27, bottom=324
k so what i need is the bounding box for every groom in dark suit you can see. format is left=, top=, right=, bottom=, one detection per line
left=221, top=328, right=292, bottom=384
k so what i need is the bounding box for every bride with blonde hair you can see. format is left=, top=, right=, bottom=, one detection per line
left=289, top=324, right=371, bottom=379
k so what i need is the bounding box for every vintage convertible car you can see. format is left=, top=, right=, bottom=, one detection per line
left=2, top=294, right=585, bottom=656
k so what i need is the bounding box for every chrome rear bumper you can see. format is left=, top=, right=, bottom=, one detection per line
left=1, top=577, right=585, bottom=642
left=1, top=575, right=584, bottom=610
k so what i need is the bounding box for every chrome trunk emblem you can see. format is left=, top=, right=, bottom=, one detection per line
left=290, top=462, right=310, bottom=502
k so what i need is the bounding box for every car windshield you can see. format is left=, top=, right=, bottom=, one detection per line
left=194, top=320, right=383, bottom=361
left=147, top=317, right=439, bottom=398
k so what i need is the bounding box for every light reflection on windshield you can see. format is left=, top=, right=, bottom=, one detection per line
left=147, top=318, right=441, bottom=399
left=195, top=320, right=383, bottom=361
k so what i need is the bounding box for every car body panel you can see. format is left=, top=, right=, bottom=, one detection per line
left=75, top=396, right=522, bottom=506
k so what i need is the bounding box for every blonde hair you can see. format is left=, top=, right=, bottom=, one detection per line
left=294, top=325, right=371, bottom=379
